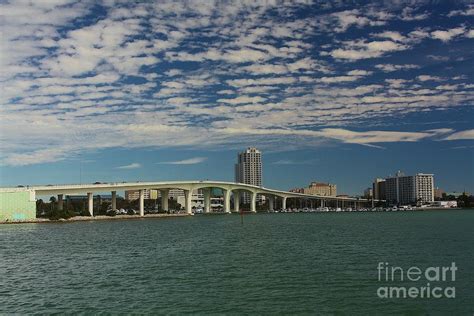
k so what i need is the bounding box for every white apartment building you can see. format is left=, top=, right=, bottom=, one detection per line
left=385, top=171, right=434, bottom=205
left=235, top=147, right=262, bottom=203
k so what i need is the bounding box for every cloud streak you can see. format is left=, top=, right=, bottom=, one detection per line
left=117, top=163, right=142, bottom=169
left=157, top=157, right=207, bottom=165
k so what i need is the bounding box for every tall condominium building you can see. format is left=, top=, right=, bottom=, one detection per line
left=372, top=178, right=386, bottom=200
left=303, top=182, right=337, bottom=196
left=235, top=147, right=262, bottom=203
left=385, top=171, right=434, bottom=205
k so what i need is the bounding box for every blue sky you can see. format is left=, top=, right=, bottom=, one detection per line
left=0, top=0, right=473, bottom=195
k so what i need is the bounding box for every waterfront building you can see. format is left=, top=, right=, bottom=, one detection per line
left=125, top=189, right=158, bottom=201
left=445, top=191, right=469, bottom=198
left=304, top=182, right=337, bottom=196
left=175, top=190, right=224, bottom=211
left=364, top=188, right=373, bottom=198
left=289, top=187, right=305, bottom=193
left=235, top=147, right=262, bottom=203
left=177, top=190, right=203, bottom=210
left=372, top=178, right=386, bottom=200
left=434, top=187, right=445, bottom=200
left=385, top=171, right=434, bottom=206
left=168, top=189, right=184, bottom=199
left=67, top=194, right=116, bottom=202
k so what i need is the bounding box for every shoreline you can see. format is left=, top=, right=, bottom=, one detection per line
left=1, top=208, right=471, bottom=225
left=0, top=213, right=192, bottom=224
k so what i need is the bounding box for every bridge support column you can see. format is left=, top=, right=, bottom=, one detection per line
left=111, top=191, right=117, bottom=210
left=224, top=189, right=231, bottom=213
left=250, top=192, right=257, bottom=213
left=282, top=196, right=287, bottom=210
left=321, top=199, right=324, bottom=208
left=87, top=192, right=93, bottom=216
left=204, top=189, right=211, bottom=213
left=233, top=191, right=240, bottom=213
left=57, top=194, right=63, bottom=211
left=268, top=196, right=274, bottom=211
left=161, top=189, right=169, bottom=212
left=139, top=189, right=144, bottom=216
left=184, top=189, right=192, bottom=214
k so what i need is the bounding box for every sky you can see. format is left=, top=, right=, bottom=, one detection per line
left=0, top=0, right=473, bottom=195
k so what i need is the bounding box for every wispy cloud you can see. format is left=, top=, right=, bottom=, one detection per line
left=272, top=159, right=318, bottom=165
left=443, top=130, right=474, bottom=141
left=117, top=163, right=141, bottom=169
left=157, top=157, right=207, bottom=165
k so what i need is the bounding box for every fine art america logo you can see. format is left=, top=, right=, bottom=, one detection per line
left=377, top=262, right=457, bottom=299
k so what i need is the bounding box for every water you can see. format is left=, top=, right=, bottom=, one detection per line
left=1, top=210, right=473, bottom=314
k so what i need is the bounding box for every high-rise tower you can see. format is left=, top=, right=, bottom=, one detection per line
left=235, top=147, right=262, bottom=203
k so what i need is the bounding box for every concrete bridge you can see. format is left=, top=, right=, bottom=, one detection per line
left=1, top=181, right=377, bottom=219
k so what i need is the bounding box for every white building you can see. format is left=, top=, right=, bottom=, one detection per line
left=385, top=171, right=434, bottom=205
left=235, top=147, right=262, bottom=203
left=176, top=190, right=224, bottom=211
left=125, top=189, right=157, bottom=201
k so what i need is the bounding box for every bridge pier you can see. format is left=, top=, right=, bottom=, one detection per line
left=111, top=191, right=116, bottom=211
left=204, top=189, right=211, bottom=213
left=160, top=189, right=169, bottom=212
left=268, top=196, right=274, bottom=211
left=282, top=196, right=287, bottom=210
left=233, top=191, right=240, bottom=213
left=87, top=192, right=93, bottom=216
left=250, top=192, right=257, bottom=213
left=224, top=189, right=231, bottom=213
left=57, top=194, right=63, bottom=211
left=139, top=189, right=144, bottom=216
left=184, top=189, right=192, bottom=214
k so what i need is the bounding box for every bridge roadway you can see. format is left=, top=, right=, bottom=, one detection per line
left=2, top=180, right=378, bottom=216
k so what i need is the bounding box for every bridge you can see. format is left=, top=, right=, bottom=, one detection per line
left=0, top=180, right=379, bottom=220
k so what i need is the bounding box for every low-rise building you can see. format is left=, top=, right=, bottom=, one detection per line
left=304, top=182, right=337, bottom=196
left=289, top=188, right=304, bottom=193
left=434, top=187, right=445, bottom=200
left=125, top=189, right=158, bottom=201
left=364, top=188, right=373, bottom=198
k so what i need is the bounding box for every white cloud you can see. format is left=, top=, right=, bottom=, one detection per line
left=347, top=69, right=372, bottom=76
left=444, top=130, right=474, bottom=140
left=218, top=96, right=266, bottom=105
left=318, top=76, right=360, bottom=83
left=272, top=159, right=317, bottom=165
left=157, top=157, right=207, bottom=165
left=117, top=163, right=141, bottom=169
left=328, top=40, right=408, bottom=60
left=375, top=64, right=419, bottom=72
left=374, top=31, right=406, bottom=42
left=241, top=63, right=288, bottom=74
left=400, top=7, right=429, bottom=21
left=417, top=75, right=444, bottom=82
left=330, top=9, right=387, bottom=32
left=319, top=128, right=453, bottom=145
left=226, top=77, right=297, bottom=87
left=448, top=5, right=474, bottom=17
left=431, top=27, right=466, bottom=42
